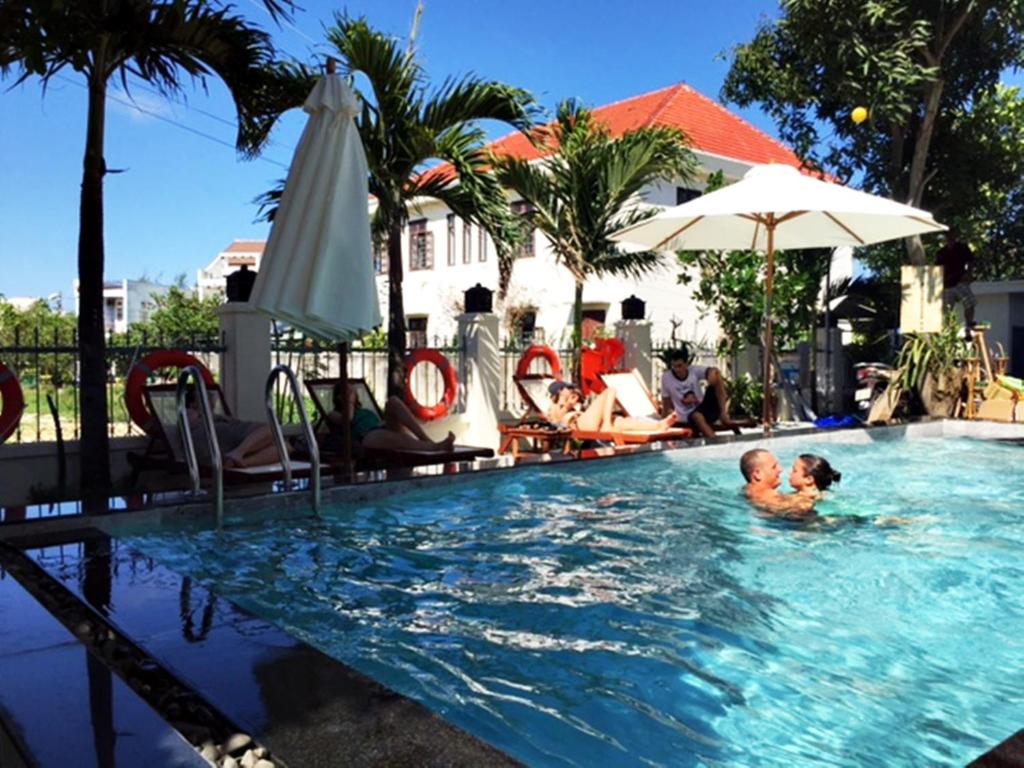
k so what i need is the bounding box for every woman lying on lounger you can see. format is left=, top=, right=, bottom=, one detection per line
left=546, top=381, right=677, bottom=433
left=324, top=382, right=455, bottom=453
left=184, top=389, right=279, bottom=468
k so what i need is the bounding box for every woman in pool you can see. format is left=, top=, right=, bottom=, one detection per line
left=788, top=454, right=842, bottom=502
left=325, top=382, right=455, bottom=453
left=546, top=381, right=677, bottom=433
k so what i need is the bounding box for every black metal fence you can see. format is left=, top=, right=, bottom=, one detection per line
left=0, top=329, right=223, bottom=444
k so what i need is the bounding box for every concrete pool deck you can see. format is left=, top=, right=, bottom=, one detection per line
left=2, top=419, right=1024, bottom=766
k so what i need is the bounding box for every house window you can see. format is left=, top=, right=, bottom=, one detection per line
left=462, top=220, right=472, bottom=264
left=511, top=200, right=535, bottom=258
left=446, top=214, right=456, bottom=266
left=676, top=187, right=701, bottom=205
left=407, top=316, right=428, bottom=349
left=519, top=310, right=537, bottom=345
left=478, top=226, right=487, bottom=262
left=409, top=219, right=433, bottom=271
left=373, top=243, right=387, bottom=275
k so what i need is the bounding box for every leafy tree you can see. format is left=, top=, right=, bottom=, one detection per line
left=722, top=0, right=1024, bottom=269
left=126, top=286, right=221, bottom=345
left=676, top=171, right=831, bottom=358
left=492, top=100, right=698, bottom=374
left=0, top=299, right=78, bottom=385
left=257, top=15, right=535, bottom=398
left=0, top=0, right=287, bottom=499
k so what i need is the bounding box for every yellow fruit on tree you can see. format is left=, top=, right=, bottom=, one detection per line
left=851, top=106, right=869, bottom=124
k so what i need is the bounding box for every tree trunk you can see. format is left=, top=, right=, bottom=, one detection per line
left=571, top=280, right=584, bottom=381
left=385, top=219, right=406, bottom=399
left=904, top=78, right=945, bottom=266
left=78, top=73, right=111, bottom=509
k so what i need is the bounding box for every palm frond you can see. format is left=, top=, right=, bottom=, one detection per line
left=422, top=75, right=536, bottom=134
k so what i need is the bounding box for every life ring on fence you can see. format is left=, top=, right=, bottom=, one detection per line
left=516, top=344, right=562, bottom=379
left=0, top=362, right=25, bottom=443
left=403, top=349, right=457, bottom=421
left=125, top=350, right=214, bottom=433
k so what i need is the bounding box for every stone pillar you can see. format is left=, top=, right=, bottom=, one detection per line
left=615, top=319, right=653, bottom=388
left=815, top=326, right=847, bottom=415
left=456, top=312, right=501, bottom=450
left=217, top=302, right=271, bottom=421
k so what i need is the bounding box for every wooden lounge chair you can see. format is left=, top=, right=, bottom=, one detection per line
left=303, top=377, right=494, bottom=469
left=505, top=371, right=693, bottom=449
left=600, top=370, right=755, bottom=435
left=140, top=383, right=311, bottom=484
left=498, top=372, right=574, bottom=455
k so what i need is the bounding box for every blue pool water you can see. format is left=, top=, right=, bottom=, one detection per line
left=127, top=437, right=1024, bottom=766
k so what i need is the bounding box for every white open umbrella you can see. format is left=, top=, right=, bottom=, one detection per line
left=250, top=71, right=381, bottom=340
left=611, top=163, right=945, bottom=430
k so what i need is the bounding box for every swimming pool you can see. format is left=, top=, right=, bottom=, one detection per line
left=126, top=436, right=1024, bottom=766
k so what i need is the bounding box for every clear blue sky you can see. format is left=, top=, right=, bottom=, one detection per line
left=1, top=1, right=1018, bottom=301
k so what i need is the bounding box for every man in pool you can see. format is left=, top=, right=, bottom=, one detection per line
left=739, top=449, right=815, bottom=517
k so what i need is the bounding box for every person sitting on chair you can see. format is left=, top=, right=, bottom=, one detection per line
left=184, top=389, right=279, bottom=468
left=325, top=382, right=455, bottom=454
left=546, top=381, right=677, bottom=433
left=660, top=347, right=736, bottom=438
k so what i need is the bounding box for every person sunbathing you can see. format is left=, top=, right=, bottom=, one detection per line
left=184, top=389, right=279, bottom=468
left=788, top=454, right=842, bottom=502
left=740, top=448, right=815, bottom=517
left=546, top=381, right=677, bottom=433
left=325, top=382, right=455, bottom=453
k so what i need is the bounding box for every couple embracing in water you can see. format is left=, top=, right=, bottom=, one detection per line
left=740, top=449, right=841, bottom=518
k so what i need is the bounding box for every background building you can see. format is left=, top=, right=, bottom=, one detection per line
left=197, top=240, right=265, bottom=300
left=72, top=278, right=172, bottom=334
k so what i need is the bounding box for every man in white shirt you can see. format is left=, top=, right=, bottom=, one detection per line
left=660, top=348, right=735, bottom=438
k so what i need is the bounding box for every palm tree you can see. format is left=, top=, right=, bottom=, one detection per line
left=492, top=101, right=698, bottom=375
left=0, top=0, right=287, bottom=505
left=257, top=15, right=535, bottom=398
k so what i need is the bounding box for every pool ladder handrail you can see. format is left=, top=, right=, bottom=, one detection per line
left=176, top=366, right=224, bottom=526
left=265, top=364, right=321, bottom=516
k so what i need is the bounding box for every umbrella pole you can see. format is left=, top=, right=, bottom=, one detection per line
left=762, top=223, right=776, bottom=435
left=338, top=342, right=353, bottom=483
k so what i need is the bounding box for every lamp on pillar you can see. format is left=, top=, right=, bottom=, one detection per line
left=621, top=294, right=646, bottom=320
left=225, top=265, right=257, bottom=303
left=464, top=283, right=493, bottom=314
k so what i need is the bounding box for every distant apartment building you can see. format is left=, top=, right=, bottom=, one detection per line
left=197, top=240, right=265, bottom=300
left=72, top=279, right=172, bottom=334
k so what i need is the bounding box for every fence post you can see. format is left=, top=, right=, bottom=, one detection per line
left=456, top=311, right=501, bottom=450
left=217, top=302, right=270, bottom=421
left=615, top=319, right=653, bottom=390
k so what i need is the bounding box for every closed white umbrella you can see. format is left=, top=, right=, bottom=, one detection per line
left=611, top=163, right=945, bottom=430
left=250, top=71, right=381, bottom=340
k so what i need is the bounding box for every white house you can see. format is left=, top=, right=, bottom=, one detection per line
left=197, top=240, right=265, bottom=300
left=380, top=83, right=852, bottom=347
left=72, top=278, right=172, bottom=334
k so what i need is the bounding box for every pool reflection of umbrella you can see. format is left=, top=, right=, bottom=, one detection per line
left=610, top=164, right=945, bottom=431
left=250, top=65, right=380, bottom=472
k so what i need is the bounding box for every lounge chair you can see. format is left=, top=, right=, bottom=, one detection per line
left=601, top=370, right=755, bottom=434
left=506, top=371, right=693, bottom=449
left=304, top=377, right=494, bottom=468
left=497, top=372, right=575, bottom=455
left=139, top=383, right=311, bottom=484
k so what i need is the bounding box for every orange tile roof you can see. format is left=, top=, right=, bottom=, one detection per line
left=222, top=240, right=266, bottom=254
left=487, top=83, right=805, bottom=167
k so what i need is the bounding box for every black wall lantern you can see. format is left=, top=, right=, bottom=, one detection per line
left=621, top=294, right=646, bottom=320
left=225, top=264, right=257, bottom=303
left=464, top=283, right=494, bottom=314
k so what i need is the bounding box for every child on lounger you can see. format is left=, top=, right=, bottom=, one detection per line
left=546, top=382, right=677, bottom=433
left=325, top=382, right=455, bottom=453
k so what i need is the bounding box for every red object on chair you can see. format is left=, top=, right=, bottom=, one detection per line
left=580, top=338, right=625, bottom=395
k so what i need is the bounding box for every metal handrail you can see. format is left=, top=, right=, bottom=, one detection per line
left=265, top=364, right=320, bottom=516
left=176, top=366, right=224, bottom=526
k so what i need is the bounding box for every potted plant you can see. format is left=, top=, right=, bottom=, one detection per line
left=890, top=312, right=969, bottom=417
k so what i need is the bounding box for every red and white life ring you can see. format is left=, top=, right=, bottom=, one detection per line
left=403, top=349, right=457, bottom=421
left=0, top=362, right=25, bottom=443
left=515, top=344, right=563, bottom=379
left=125, top=350, right=214, bottom=433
